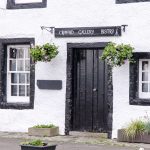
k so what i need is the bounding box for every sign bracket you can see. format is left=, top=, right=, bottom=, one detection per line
left=40, top=25, right=128, bottom=37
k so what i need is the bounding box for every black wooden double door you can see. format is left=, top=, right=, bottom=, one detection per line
left=72, top=49, right=107, bottom=132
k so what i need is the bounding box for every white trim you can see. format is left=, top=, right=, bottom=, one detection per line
left=7, top=45, right=30, bottom=103
left=139, top=59, right=150, bottom=99
left=15, top=0, right=42, bottom=4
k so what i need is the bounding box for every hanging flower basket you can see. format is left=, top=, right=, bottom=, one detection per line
left=100, top=42, right=135, bottom=67
left=30, top=43, right=59, bottom=63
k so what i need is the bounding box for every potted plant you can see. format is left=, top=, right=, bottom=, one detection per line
left=30, top=43, right=59, bottom=62
left=100, top=42, right=135, bottom=67
left=118, top=119, right=150, bottom=143
left=20, top=139, right=57, bottom=150
left=28, top=124, right=59, bottom=137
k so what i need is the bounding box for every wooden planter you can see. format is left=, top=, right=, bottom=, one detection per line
left=117, top=129, right=150, bottom=143
left=21, top=144, right=56, bottom=150
left=28, top=127, right=59, bottom=137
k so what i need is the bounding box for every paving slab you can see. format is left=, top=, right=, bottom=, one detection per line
left=0, top=137, right=145, bottom=150
left=0, top=132, right=150, bottom=150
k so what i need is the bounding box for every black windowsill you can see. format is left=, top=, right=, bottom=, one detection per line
left=0, top=102, right=33, bottom=109
left=130, top=98, right=150, bottom=106
left=7, top=0, right=47, bottom=9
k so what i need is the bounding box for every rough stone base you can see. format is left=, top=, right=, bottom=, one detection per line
left=69, top=131, right=108, bottom=138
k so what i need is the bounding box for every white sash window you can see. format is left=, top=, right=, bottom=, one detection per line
left=15, top=0, right=42, bottom=4
left=139, top=59, right=150, bottom=99
left=7, top=45, right=30, bottom=103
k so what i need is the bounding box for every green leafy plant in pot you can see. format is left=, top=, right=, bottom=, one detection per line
left=124, top=120, right=145, bottom=139
left=20, top=139, right=57, bottom=150
left=28, top=124, right=59, bottom=137
left=30, top=43, right=59, bottom=62
left=100, top=42, right=135, bottom=67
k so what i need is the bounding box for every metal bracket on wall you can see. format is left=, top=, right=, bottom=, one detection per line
left=41, top=26, right=55, bottom=34
left=121, top=25, right=128, bottom=32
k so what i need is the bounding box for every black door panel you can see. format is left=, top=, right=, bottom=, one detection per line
left=72, top=49, right=107, bottom=132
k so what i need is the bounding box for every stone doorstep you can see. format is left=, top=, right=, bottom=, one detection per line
left=0, top=131, right=108, bottom=139
left=69, top=131, right=108, bottom=138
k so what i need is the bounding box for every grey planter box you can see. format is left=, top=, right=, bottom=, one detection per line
left=117, top=129, right=150, bottom=143
left=28, top=127, right=59, bottom=137
left=21, top=144, right=57, bottom=150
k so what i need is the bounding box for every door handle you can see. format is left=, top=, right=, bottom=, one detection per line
left=93, top=88, right=97, bottom=92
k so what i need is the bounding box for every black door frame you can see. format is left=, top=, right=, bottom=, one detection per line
left=65, top=42, right=113, bottom=138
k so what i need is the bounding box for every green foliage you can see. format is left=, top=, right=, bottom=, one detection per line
left=144, top=122, right=150, bottom=134
left=125, top=120, right=145, bottom=139
left=30, top=43, right=59, bottom=62
left=21, top=140, right=46, bottom=146
left=100, top=42, right=135, bottom=67
left=33, top=124, right=56, bottom=128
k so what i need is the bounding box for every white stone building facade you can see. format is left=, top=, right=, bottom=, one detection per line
left=0, top=0, right=150, bottom=138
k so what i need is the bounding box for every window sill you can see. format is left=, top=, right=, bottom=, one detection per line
left=7, top=0, right=47, bottom=9
left=0, top=102, right=33, bottom=109
left=130, top=98, right=150, bottom=106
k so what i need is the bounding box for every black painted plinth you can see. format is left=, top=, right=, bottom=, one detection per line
left=37, top=80, right=62, bottom=90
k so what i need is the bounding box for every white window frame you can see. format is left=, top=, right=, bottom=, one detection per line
left=139, top=59, right=150, bottom=99
left=15, top=0, right=42, bottom=4
left=7, top=45, right=30, bottom=103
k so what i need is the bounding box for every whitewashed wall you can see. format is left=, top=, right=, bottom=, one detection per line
left=0, top=0, right=150, bottom=137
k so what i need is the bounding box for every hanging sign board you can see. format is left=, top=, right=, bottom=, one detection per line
left=55, top=26, right=121, bottom=38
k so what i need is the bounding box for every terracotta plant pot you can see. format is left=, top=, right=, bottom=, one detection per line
left=117, top=129, right=150, bottom=143
left=28, top=127, right=59, bottom=137
left=20, top=144, right=57, bottom=150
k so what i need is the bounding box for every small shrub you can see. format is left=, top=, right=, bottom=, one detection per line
left=21, top=140, right=46, bottom=146
left=144, top=122, right=150, bottom=134
left=33, top=124, right=56, bottom=128
left=30, top=43, right=59, bottom=62
left=100, top=42, right=135, bottom=67
left=125, top=120, right=145, bottom=139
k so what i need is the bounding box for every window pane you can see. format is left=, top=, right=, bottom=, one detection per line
left=17, top=48, right=24, bottom=58
left=25, top=60, right=30, bottom=71
left=142, top=72, right=148, bottom=81
left=11, top=73, right=18, bottom=83
left=19, top=85, right=25, bottom=96
left=25, top=48, right=30, bottom=58
left=11, top=85, right=17, bottom=96
left=142, top=61, right=148, bottom=71
left=19, top=73, right=25, bottom=83
left=142, top=83, right=148, bottom=92
left=27, top=85, right=30, bottom=96
left=17, top=60, right=24, bottom=71
left=9, top=48, right=17, bottom=59
left=26, top=73, right=30, bottom=84
left=9, top=60, right=16, bottom=71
